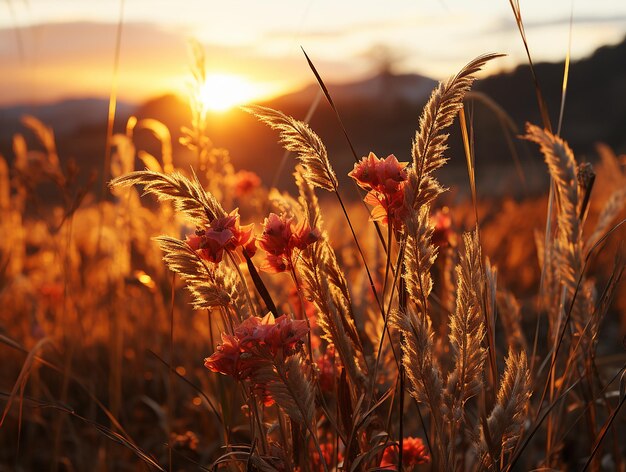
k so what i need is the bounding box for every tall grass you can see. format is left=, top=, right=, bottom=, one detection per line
left=1, top=36, right=625, bottom=472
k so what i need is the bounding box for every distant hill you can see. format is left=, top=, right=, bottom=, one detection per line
left=1, top=37, right=625, bottom=197
left=275, top=72, right=436, bottom=107
left=475, top=36, right=626, bottom=157
left=0, top=98, right=135, bottom=136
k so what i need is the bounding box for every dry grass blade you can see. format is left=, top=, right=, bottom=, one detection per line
left=256, top=355, right=314, bottom=426
left=445, top=231, right=486, bottom=416
left=313, top=265, right=364, bottom=385
left=0, top=337, right=52, bottom=428
left=480, top=350, right=531, bottom=469
left=585, top=187, right=626, bottom=255
left=0, top=392, right=165, bottom=471
left=556, top=2, right=574, bottom=136
left=21, top=115, right=59, bottom=167
left=508, top=0, right=553, bottom=132
left=110, top=169, right=226, bottom=225
left=243, top=105, right=338, bottom=191
left=134, top=118, right=174, bottom=173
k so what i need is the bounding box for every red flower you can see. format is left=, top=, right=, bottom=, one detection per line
left=204, top=334, right=241, bottom=378
left=380, top=437, right=430, bottom=470
left=258, top=213, right=320, bottom=273
left=205, top=313, right=309, bottom=384
left=348, top=152, right=407, bottom=194
left=349, top=153, right=409, bottom=230
left=364, top=183, right=409, bottom=227
left=265, top=314, right=310, bottom=355
left=187, top=209, right=255, bottom=263
left=258, top=213, right=294, bottom=256
left=235, top=313, right=309, bottom=358
left=233, top=170, right=261, bottom=198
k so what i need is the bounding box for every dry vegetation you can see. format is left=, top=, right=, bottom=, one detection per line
left=1, top=17, right=626, bottom=472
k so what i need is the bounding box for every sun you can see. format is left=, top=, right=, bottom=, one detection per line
left=199, top=73, right=266, bottom=112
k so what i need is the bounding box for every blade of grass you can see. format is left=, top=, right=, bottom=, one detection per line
left=301, top=47, right=389, bottom=253
left=556, top=2, right=574, bottom=136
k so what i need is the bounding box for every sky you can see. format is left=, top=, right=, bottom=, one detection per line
left=1, top=0, right=626, bottom=106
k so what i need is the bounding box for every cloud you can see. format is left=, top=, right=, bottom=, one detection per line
left=261, top=15, right=433, bottom=42
left=0, top=21, right=360, bottom=106
left=491, top=14, right=626, bottom=33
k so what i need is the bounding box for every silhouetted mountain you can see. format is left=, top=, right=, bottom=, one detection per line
left=0, top=98, right=134, bottom=135
left=2, top=37, right=625, bottom=198
left=275, top=72, right=436, bottom=107
left=475, top=37, right=626, bottom=157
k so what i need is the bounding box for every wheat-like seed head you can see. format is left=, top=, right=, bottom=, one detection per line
left=403, top=205, right=437, bottom=316
left=479, top=349, right=531, bottom=468
left=524, top=124, right=581, bottom=288
left=298, top=240, right=365, bottom=387
left=585, top=186, right=626, bottom=255
left=110, top=169, right=226, bottom=226
left=406, top=53, right=503, bottom=210
left=294, top=166, right=324, bottom=231
left=243, top=105, right=338, bottom=192
left=253, top=354, right=314, bottom=425
left=445, top=231, right=486, bottom=419
left=154, top=236, right=246, bottom=315
left=389, top=307, right=443, bottom=420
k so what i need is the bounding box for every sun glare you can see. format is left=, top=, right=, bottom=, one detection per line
left=199, top=73, right=267, bottom=112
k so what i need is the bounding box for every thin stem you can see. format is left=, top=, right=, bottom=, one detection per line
left=226, top=250, right=256, bottom=318
left=168, top=273, right=175, bottom=472
left=333, top=190, right=383, bottom=313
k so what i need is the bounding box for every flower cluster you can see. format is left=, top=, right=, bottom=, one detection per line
left=380, top=437, right=430, bottom=470
left=348, top=152, right=409, bottom=230
left=258, top=212, right=321, bottom=273
left=187, top=209, right=256, bottom=263
left=204, top=313, right=309, bottom=389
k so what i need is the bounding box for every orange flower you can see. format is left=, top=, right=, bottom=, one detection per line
left=204, top=334, right=242, bottom=378
left=349, top=152, right=409, bottom=230
left=236, top=313, right=309, bottom=358
left=204, top=313, right=309, bottom=384
left=348, top=152, right=407, bottom=194
left=258, top=213, right=320, bottom=273
left=187, top=209, right=255, bottom=263
left=380, top=437, right=430, bottom=470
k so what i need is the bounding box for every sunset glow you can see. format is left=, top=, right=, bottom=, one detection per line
left=199, top=73, right=271, bottom=112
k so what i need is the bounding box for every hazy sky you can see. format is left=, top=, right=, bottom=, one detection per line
left=2, top=0, right=626, bottom=105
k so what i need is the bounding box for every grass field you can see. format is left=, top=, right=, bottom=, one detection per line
left=1, top=5, right=626, bottom=472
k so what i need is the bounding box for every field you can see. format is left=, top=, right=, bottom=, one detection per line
left=1, top=6, right=626, bottom=472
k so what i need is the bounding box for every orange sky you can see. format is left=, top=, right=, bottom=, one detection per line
left=1, top=1, right=626, bottom=107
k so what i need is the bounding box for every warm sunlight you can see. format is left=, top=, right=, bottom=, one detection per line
left=199, top=73, right=268, bottom=112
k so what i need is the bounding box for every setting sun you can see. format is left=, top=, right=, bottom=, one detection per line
left=199, top=73, right=269, bottom=112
